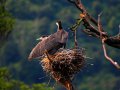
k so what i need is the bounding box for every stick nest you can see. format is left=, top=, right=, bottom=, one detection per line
left=41, top=48, right=85, bottom=85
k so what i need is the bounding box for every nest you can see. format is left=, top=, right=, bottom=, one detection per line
left=41, top=48, right=85, bottom=87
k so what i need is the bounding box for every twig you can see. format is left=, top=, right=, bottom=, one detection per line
left=98, top=13, right=120, bottom=69
left=74, top=29, right=78, bottom=48
left=67, top=0, right=120, bottom=49
left=67, top=0, right=97, bottom=25
left=67, top=0, right=108, bottom=37
left=69, top=18, right=83, bottom=48
left=80, top=13, right=108, bottom=38
left=68, top=0, right=107, bottom=37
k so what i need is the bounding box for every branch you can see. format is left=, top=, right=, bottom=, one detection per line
left=98, top=14, right=120, bottom=69
left=81, top=13, right=120, bottom=49
left=74, top=29, right=78, bottom=48
left=68, top=0, right=107, bottom=37
left=80, top=13, right=108, bottom=38
left=69, top=18, right=83, bottom=48
left=68, top=0, right=98, bottom=25
left=67, top=0, right=120, bottom=49
left=104, top=37, right=120, bottom=49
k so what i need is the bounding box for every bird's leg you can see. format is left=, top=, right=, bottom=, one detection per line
left=63, top=43, right=66, bottom=49
left=98, top=13, right=120, bottom=69
left=44, top=50, right=53, bottom=63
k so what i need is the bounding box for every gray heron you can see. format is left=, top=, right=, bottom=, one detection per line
left=28, top=21, right=68, bottom=60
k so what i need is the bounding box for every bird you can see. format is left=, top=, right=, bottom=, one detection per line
left=28, top=20, right=68, bottom=60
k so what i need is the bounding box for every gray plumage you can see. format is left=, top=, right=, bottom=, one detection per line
left=28, top=21, right=68, bottom=60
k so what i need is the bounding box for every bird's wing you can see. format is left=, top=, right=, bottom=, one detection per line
left=28, top=35, right=60, bottom=60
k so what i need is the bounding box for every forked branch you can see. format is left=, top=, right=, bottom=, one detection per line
left=98, top=14, right=120, bottom=69
left=67, top=0, right=97, bottom=25
left=67, top=0, right=108, bottom=38
left=67, top=0, right=120, bottom=49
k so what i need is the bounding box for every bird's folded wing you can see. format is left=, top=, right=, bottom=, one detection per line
left=28, top=36, right=59, bottom=60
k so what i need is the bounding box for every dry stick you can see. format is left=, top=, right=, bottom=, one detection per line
left=68, top=0, right=120, bottom=49
left=68, top=0, right=107, bottom=36
left=74, top=28, right=78, bottom=48
left=98, top=14, right=120, bottom=69
left=67, top=0, right=107, bottom=36
left=81, top=14, right=120, bottom=49
left=68, top=0, right=97, bottom=25
left=81, top=16, right=102, bottom=38
left=79, top=13, right=108, bottom=39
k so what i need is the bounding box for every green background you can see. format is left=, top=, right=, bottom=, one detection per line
left=0, top=0, right=120, bottom=90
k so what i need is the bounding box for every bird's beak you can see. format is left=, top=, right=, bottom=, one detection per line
left=56, top=22, right=58, bottom=26
left=36, top=37, right=41, bottom=41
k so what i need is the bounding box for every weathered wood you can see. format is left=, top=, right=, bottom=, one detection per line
left=67, top=0, right=120, bottom=49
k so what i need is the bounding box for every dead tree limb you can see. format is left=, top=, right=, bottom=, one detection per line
left=80, top=14, right=108, bottom=38
left=98, top=14, right=120, bottom=69
left=67, top=0, right=108, bottom=38
left=67, top=0, right=97, bottom=25
left=67, top=0, right=120, bottom=49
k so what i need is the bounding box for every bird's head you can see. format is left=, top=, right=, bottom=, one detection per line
left=56, top=20, right=63, bottom=30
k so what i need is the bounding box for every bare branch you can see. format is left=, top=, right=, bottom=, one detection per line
left=98, top=12, right=104, bottom=39
left=67, top=0, right=106, bottom=34
left=102, top=39, right=120, bottom=69
left=74, top=29, right=78, bottom=48
left=67, top=0, right=120, bottom=49
left=75, top=0, right=97, bottom=25
left=67, top=0, right=85, bottom=13
left=98, top=14, right=120, bottom=69
left=80, top=13, right=108, bottom=38
left=80, top=13, right=120, bottom=49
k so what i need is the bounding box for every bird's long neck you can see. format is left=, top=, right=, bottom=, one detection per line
left=58, top=23, right=62, bottom=30
left=56, top=22, right=63, bottom=30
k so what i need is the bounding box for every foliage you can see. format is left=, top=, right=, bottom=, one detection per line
left=79, top=71, right=119, bottom=90
left=0, top=0, right=15, bottom=46
left=0, top=67, right=52, bottom=90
